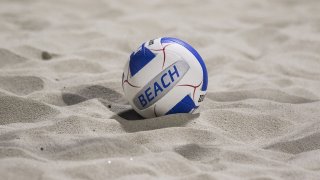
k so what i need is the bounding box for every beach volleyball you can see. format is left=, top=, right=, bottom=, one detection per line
left=122, top=37, right=208, bottom=118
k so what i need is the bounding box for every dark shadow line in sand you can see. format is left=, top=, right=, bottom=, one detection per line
left=61, top=85, right=128, bottom=106
left=111, top=112, right=199, bottom=133
left=115, top=109, right=144, bottom=121
left=62, top=93, right=87, bottom=106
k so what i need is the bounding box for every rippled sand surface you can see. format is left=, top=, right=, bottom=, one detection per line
left=1, top=0, right=320, bottom=179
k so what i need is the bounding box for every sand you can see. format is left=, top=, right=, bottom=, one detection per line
left=1, top=0, right=320, bottom=179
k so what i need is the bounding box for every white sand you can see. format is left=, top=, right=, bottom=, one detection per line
left=1, top=0, right=320, bottom=179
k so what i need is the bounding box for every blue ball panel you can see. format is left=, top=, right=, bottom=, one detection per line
left=165, top=94, right=196, bottom=115
left=129, top=43, right=156, bottom=77
left=160, top=37, right=208, bottom=91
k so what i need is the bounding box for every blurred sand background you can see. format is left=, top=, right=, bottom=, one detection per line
left=1, top=0, right=320, bottom=179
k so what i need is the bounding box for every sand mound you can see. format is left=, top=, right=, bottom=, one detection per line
left=0, top=96, right=58, bottom=125
left=0, top=48, right=28, bottom=68
left=0, top=76, right=44, bottom=95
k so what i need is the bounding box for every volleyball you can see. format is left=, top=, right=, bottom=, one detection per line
left=122, top=37, right=208, bottom=118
